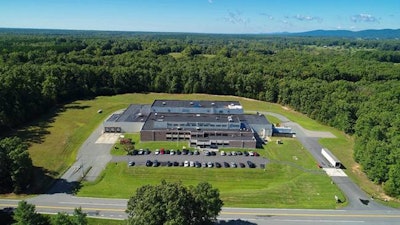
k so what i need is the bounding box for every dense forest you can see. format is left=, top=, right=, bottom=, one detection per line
left=0, top=29, right=399, bottom=197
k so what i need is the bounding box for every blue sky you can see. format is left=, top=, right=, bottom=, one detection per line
left=1, top=0, right=399, bottom=33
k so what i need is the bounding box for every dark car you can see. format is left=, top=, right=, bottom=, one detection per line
left=153, top=160, right=160, bottom=167
left=195, top=161, right=201, bottom=168
left=243, top=151, right=249, bottom=156
left=173, top=161, right=179, bottom=166
left=239, top=162, right=245, bottom=168
left=146, top=160, right=153, bottom=167
left=188, top=151, right=194, bottom=155
left=128, top=161, right=135, bottom=167
left=210, top=151, right=216, bottom=156
left=165, top=149, right=170, bottom=154
left=223, top=162, right=230, bottom=168
left=176, top=150, right=182, bottom=155
left=144, top=149, right=151, bottom=155
left=215, top=162, right=221, bottom=168
left=247, top=160, right=256, bottom=168
left=130, top=150, right=138, bottom=155
left=182, top=149, right=189, bottom=155
left=236, top=151, right=243, bottom=155
left=167, top=161, right=173, bottom=167
left=254, top=152, right=260, bottom=157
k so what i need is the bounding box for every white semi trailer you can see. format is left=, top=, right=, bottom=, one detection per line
left=321, top=148, right=342, bottom=168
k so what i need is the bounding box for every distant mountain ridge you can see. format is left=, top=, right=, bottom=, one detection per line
left=0, top=27, right=400, bottom=39
left=280, top=29, right=400, bottom=39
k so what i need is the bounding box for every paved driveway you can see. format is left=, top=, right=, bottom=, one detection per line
left=112, top=151, right=268, bottom=168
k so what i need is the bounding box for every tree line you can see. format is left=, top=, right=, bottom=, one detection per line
left=0, top=31, right=399, bottom=197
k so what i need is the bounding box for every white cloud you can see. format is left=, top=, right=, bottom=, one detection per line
left=260, top=13, right=274, bottom=20
left=224, top=10, right=250, bottom=25
left=293, top=14, right=323, bottom=23
left=208, top=0, right=213, bottom=3
left=351, top=13, right=379, bottom=23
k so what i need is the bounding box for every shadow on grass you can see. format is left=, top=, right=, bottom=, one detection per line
left=8, top=101, right=91, bottom=145
left=23, top=166, right=81, bottom=195
left=217, top=219, right=257, bottom=225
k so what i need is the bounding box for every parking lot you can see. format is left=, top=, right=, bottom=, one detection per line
left=111, top=149, right=268, bottom=169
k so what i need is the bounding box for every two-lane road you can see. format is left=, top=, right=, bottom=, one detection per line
left=1, top=195, right=400, bottom=224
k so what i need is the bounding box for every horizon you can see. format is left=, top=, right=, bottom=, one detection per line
left=1, top=0, right=399, bottom=34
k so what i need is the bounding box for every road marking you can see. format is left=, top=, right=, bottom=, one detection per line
left=59, top=201, right=125, bottom=207
left=221, top=211, right=400, bottom=219
left=274, top=219, right=364, bottom=223
left=2, top=203, right=400, bottom=220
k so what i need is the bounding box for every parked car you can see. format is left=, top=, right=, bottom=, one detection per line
left=184, top=160, right=189, bottom=167
left=247, top=160, right=256, bottom=168
left=243, top=151, right=249, bottom=156
left=239, top=162, right=245, bottom=168
left=128, top=161, right=135, bottom=167
left=207, top=162, right=214, bottom=168
left=230, top=162, right=237, bottom=168
left=210, top=151, right=216, bottom=156
left=153, top=160, right=160, bottom=167
left=215, top=162, right=221, bottom=168
left=220, top=151, right=226, bottom=156
left=204, top=151, right=210, bottom=156
left=167, top=161, right=173, bottom=167
left=155, top=149, right=160, bottom=155
left=194, top=150, right=200, bottom=155
left=170, top=150, right=175, bottom=155
left=231, top=151, right=237, bottom=156
left=182, top=149, right=189, bottom=155
left=249, top=151, right=254, bottom=156
left=144, top=149, right=151, bottom=155
left=195, top=161, right=201, bottom=168
left=176, top=150, right=182, bottom=155
left=160, top=149, right=165, bottom=154
left=202, top=162, right=207, bottom=168
left=146, top=160, right=153, bottom=167
left=254, top=152, right=260, bottom=157
left=173, top=161, right=179, bottom=166
left=190, top=161, right=195, bottom=167
left=223, top=162, right=230, bottom=168
left=236, top=151, right=243, bottom=155
left=130, top=150, right=138, bottom=155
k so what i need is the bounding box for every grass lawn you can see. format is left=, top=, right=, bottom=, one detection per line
left=78, top=138, right=345, bottom=209
left=87, top=218, right=125, bottom=225
left=8, top=92, right=393, bottom=206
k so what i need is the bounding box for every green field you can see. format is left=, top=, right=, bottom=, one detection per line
left=10, top=92, right=391, bottom=206
left=79, top=138, right=345, bottom=208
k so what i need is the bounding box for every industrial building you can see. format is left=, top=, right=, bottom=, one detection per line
left=103, top=100, right=273, bottom=149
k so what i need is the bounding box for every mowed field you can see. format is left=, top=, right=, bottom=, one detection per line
left=79, top=137, right=343, bottom=208
left=12, top=92, right=387, bottom=206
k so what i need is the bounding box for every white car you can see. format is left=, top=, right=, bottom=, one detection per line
left=170, top=150, right=175, bottom=155
left=207, top=162, right=214, bottom=168
left=249, top=151, right=254, bottom=156
left=155, top=149, right=160, bottom=155
left=190, top=161, right=195, bottom=167
left=220, top=151, right=226, bottom=156
left=184, top=161, right=189, bottom=167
